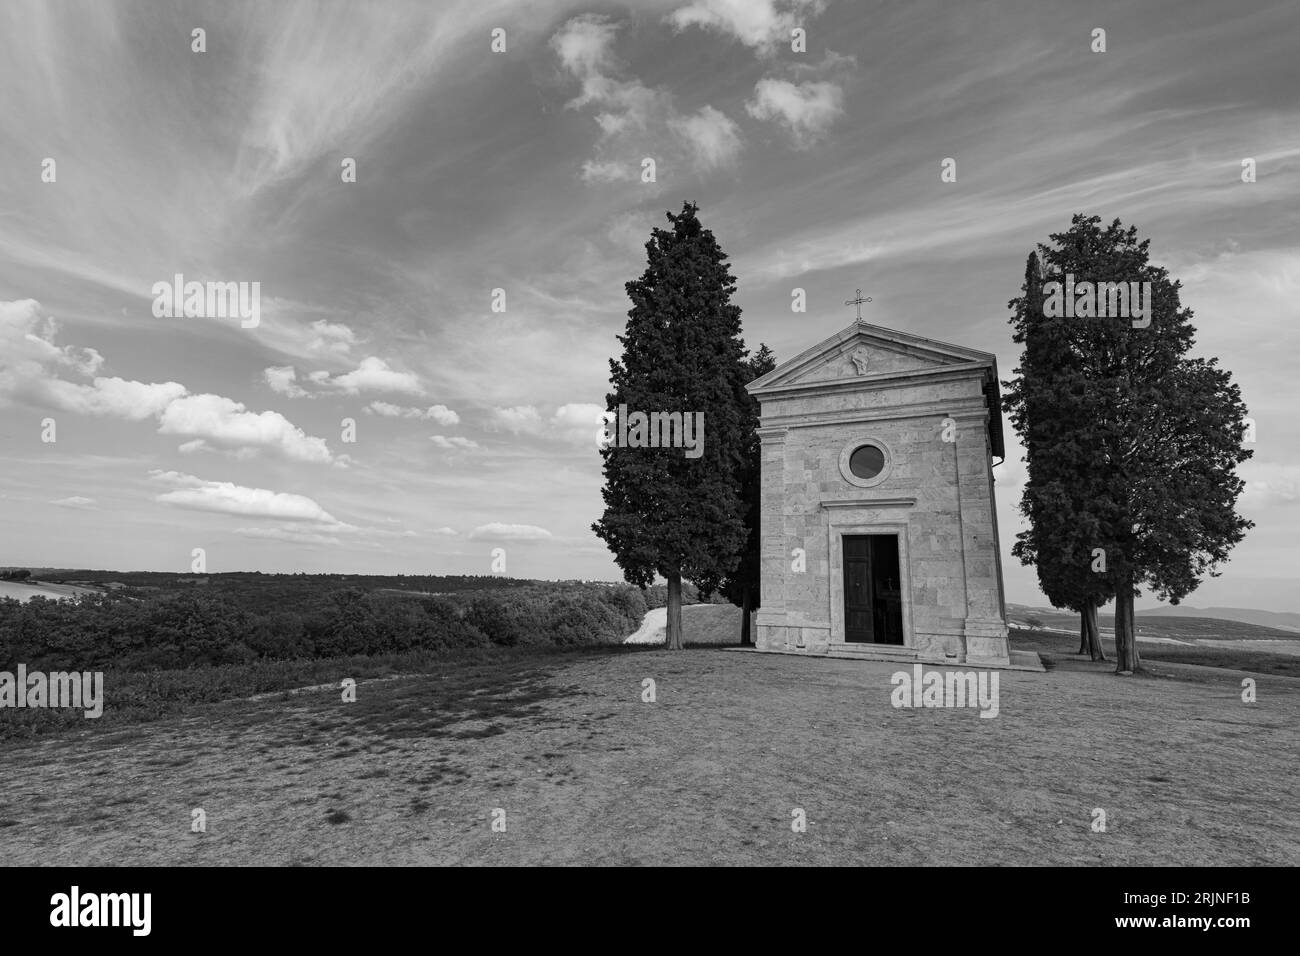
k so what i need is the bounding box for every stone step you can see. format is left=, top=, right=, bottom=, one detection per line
left=825, top=642, right=925, bottom=662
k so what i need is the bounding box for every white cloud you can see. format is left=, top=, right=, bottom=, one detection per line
left=746, top=78, right=843, bottom=147
left=50, top=496, right=96, bottom=509
left=2, top=300, right=332, bottom=465
left=468, top=523, right=554, bottom=541
left=368, top=401, right=459, bottom=424
left=158, top=393, right=334, bottom=464
left=488, top=403, right=606, bottom=446
left=305, top=319, right=357, bottom=355
left=430, top=435, right=479, bottom=450
left=668, top=0, right=825, bottom=52
left=264, top=365, right=310, bottom=398
left=429, top=526, right=460, bottom=536
left=317, top=357, right=424, bottom=396
left=1, top=298, right=187, bottom=418
left=669, top=105, right=743, bottom=171
left=551, top=15, right=621, bottom=102
left=40, top=375, right=188, bottom=421
left=550, top=403, right=606, bottom=445
left=0, top=299, right=102, bottom=378
left=489, top=405, right=545, bottom=434
left=150, top=470, right=345, bottom=524
left=551, top=15, right=740, bottom=179
left=247, top=305, right=361, bottom=363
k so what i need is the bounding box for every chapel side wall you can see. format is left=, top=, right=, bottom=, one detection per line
left=958, top=419, right=1007, bottom=626
left=756, top=426, right=788, bottom=627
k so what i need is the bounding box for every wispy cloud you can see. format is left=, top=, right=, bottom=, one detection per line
left=468, top=523, right=554, bottom=541
left=50, top=495, right=96, bottom=509
left=746, top=78, right=843, bottom=147
left=667, top=0, right=825, bottom=53
left=150, top=470, right=345, bottom=524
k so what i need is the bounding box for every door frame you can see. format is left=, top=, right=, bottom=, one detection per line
left=825, top=505, right=913, bottom=650
left=840, top=533, right=905, bottom=645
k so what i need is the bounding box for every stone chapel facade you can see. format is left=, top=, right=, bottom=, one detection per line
left=745, top=319, right=1012, bottom=666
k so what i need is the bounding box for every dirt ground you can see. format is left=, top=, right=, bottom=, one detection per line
left=1, top=646, right=1296, bottom=866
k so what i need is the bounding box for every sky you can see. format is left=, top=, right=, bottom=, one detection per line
left=1, top=0, right=1297, bottom=611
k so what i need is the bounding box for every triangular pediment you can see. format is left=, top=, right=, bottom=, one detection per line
left=747, top=321, right=996, bottom=394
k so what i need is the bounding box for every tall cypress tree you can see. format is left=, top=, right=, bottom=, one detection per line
left=1007, top=250, right=1113, bottom=660
left=720, top=344, right=776, bottom=646
left=593, top=202, right=751, bottom=649
left=1006, top=215, right=1253, bottom=673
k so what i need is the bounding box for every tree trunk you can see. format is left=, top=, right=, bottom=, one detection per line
left=1127, top=589, right=1140, bottom=670
left=740, top=586, right=753, bottom=646
left=665, top=572, right=684, bottom=650
left=1113, top=573, right=1140, bottom=673
left=1077, top=608, right=1088, bottom=655
left=1085, top=600, right=1105, bottom=661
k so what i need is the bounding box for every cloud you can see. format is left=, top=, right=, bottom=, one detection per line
left=50, top=496, right=96, bottom=509
left=468, top=523, right=554, bottom=541
left=263, top=358, right=427, bottom=400
left=430, top=435, right=479, bottom=449
left=429, top=526, right=460, bottom=536
left=551, top=14, right=621, bottom=90
left=40, top=376, right=189, bottom=421
left=150, top=471, right=345, bottom=524
left=264, top=365, right=310, bottom=398
left=229, top=3, right=513, bottom=193
left=790, top=49, right=857, bottom=77
left=252, top=309, right=361, bottom=363
left=368, top=401, right=459, bottom=424
left=579, top=159, right=636, bottom=183
left=1240, top=461, right=1300, bottom=506
left=0, top=299, right=102, bottom=376
left=550, top=403, right=606, bottom=445
left=668, top=0, right=825, bottom=51
left=1, top=298, right=186, bottom=418
left=489, top=405, right=545, bottom=434
left=157, top=394, right=334, bottom=464
left=2, top=300, right=334, bottom=463
left=551, top=15, right=741, bottom=178
left=746, top=78, right=843, bottom=147
left=669, top=105, right=743, bottom=171
left=233, top=526, right=343, bottom=547
left=321, top=356, right=424, bottom=396
left=304, top=319, right=357, bottom=355
left=487, top=403, right=605, bottom=446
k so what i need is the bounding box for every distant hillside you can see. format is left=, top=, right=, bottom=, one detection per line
left=1006, top=603, right=1300, bottom=642
left=6, top=570, right=722, bottom=611
left=1139, top=605, right=1300, bottom=632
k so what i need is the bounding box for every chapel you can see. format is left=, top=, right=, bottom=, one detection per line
left=745, top=317, right=1012, bottom=665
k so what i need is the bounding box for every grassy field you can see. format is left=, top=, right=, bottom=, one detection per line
left=1013, top=621, right=1300, bottom=678
left=2, top=624, right=1296, bottom=866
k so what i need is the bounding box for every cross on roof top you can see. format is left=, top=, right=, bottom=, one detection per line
left=844, top=288, right=872, bottom=321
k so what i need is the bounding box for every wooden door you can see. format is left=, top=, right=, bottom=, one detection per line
left=842, top=534, right=904, bottom=645
left=843, top=536, right=874, bottom=643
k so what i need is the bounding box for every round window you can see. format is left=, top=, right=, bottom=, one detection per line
left=848, top=444, right=886, bottom=480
